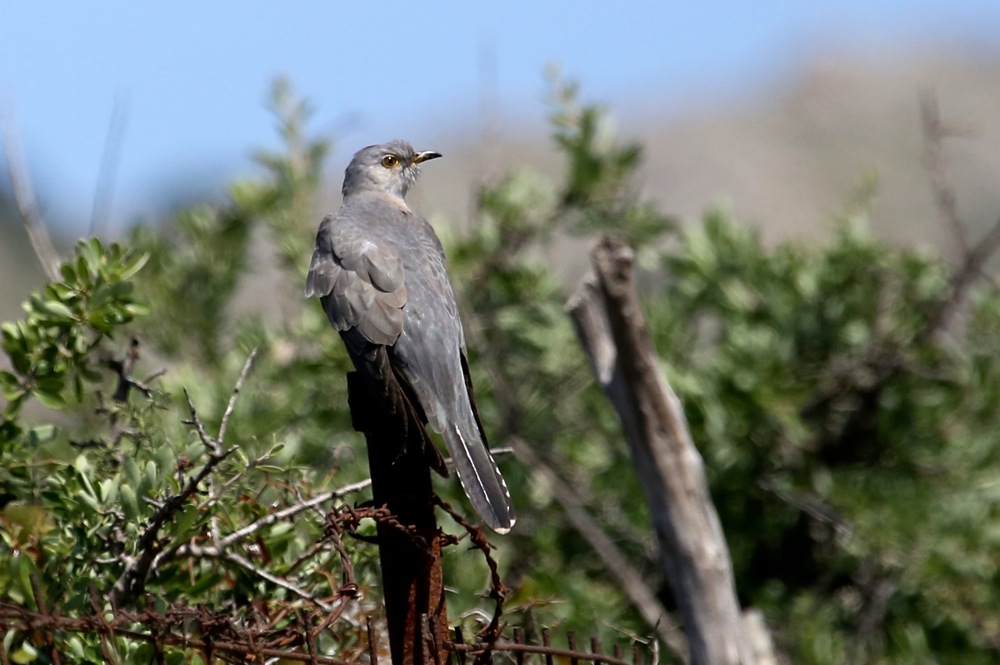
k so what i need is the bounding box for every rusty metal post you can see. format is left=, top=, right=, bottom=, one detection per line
left=347, top=370, right=448, bottom=665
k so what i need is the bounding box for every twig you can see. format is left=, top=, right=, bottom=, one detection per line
left=184, top=388, right=224, bottom=456
left=1, top=109, right=60, bottom=280
left=110, top=393, right=236, bottom=607
left=153, top=478, right=373, bottom=573
left=917, top=92, right=1000, bottom=338
left=920, top=89, right=969, bottom=257
left=181, top=544, right=335, bottom=612
left=930, top=217, right=1000, bottom=338
left=209, top=348, right=257, bottom=546
left=218, top=479, right=371, bottom=550
left=507, top=436, right=688, bottom=662
left=90, top=92, right=129, bottom=236
left=218, top=348, right=258, bottom=446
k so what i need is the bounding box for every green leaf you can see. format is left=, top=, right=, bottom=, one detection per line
left=39, top=300, right=75, bottom=321
left=74, top=488, right=101, bottom=513
left=59, top=262, right=76, bottom=282
left=31, top=385, right=65, bottom=409
left=124, top=302, right=150, bottom=317
left=99, top=475, right=121, bottom=505
left=11, top=644, right=37, bottom=664
left=124, top=456, right=141, bottom=490
left=174, top=504, right=201, bottom=535
left=66, top=636, right=86, bottom=660
left=27, top=425, right=58, bottom=445
left=120, top=251, right=150, bottom=280
left=1, top=321, right=20, bottom=342
left=120, top=484, right=140, bottom=521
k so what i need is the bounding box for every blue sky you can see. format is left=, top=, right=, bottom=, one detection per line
left=2, top=1, right=999, bottom=232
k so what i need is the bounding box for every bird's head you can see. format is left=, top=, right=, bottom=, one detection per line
left=342, top=140, right=442, bottom=201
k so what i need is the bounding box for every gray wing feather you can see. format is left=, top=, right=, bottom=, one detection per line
left=305, top=214, right=406, bottom=347
left=391, top=225, right=515, bottom=532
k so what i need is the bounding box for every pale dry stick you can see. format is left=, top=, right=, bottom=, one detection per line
left=90, top=92, right=129, bottom=236
left=181, top=544, right=335, bottom=612
left=1, top=110, right=60, bottom=280
left=568, top=236, right=763, bottom=665
left=152, top=478, right=374, bottom=573
left=218, top=348, right=259, bottom=445
left=208, top=348, right=258, bottom=546
left=217, top=478, right=372, bottom=550
left=509, top=436, right=688, bottom=663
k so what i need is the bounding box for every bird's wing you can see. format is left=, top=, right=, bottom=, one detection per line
left=304, top=213, right=407, bottom=346
left=389, top=221, right=515, bottom=533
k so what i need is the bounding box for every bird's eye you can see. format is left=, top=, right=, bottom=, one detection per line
left=381, top=155, right=398, bottom=168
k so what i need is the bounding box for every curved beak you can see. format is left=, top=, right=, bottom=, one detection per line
left=413, top=150, right=442, bottom=164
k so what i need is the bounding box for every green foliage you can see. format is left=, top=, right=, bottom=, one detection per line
left=650, top=212, right=1000, bottom=662
left=2, top=74, right=1000, bottom=664
left=1, top=239, right=147, bottom=437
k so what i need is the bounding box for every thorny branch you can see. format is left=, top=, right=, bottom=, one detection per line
left=109, top=388, right=237, bottom=607
left=920, top=89, right=970, bottom=257
left=920, top=89, right=1000, bottom=338
left=207, top=348, right=257, bottom=549
left=108, top=350, right=257, bottom=607
left=806, top=94, right=1000, bottom=441
left=218, top=347, right=258, bottom=445
left=181, top=543, right=337, bottom=612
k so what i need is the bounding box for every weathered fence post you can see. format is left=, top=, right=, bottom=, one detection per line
left=347, top=363, right=449, bottom=665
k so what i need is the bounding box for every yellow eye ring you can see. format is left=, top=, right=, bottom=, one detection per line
left=381, top=154, right=398, bottom=168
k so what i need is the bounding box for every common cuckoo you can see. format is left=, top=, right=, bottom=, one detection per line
left=305, top=140, right=516, bottom=533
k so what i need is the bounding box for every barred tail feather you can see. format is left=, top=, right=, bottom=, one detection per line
left=445, top=423, right=516, bottom=533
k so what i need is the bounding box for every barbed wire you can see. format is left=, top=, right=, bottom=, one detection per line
left=1, top=500, right=657, bottom=664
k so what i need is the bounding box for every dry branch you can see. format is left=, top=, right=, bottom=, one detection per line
left=108, top=350, right=258, bottom=607
left=509, top=437, right=688, bottom=661
left=919, top=90, right=1000, bottom=338
left=1, top=111, right=60, bottom=280
left=567, top=236, right=758, bottom=665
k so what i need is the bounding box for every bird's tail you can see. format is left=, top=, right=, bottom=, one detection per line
left=444, top=422, right=516, bottom=533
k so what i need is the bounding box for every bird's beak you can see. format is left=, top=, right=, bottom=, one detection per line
left=413, top=150, right=442, bottom=164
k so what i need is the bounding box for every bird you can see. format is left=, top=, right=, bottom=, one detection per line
left=304, top=140, right=516, bottom=534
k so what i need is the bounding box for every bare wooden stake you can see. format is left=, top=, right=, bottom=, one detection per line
left=568, top=236, right=767, bottom=665
left=348, top=364, right=448, bottom=665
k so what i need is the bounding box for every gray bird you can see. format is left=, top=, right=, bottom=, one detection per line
left=305, top=140, right=516, bottom=533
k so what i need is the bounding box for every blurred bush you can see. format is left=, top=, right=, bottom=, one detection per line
left=1, top=76, right=999, bottom=664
